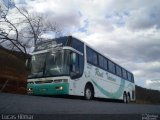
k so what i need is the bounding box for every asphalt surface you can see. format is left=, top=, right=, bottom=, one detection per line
left=0, top=92, right=160, bottom=114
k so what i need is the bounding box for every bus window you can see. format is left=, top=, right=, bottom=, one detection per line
left=98, top=55, right=104, bottom=68
left=71, top=38, right=84, bottom=53
left=104, top=58, right=108, bottom=70
left=131, top=74, right=134, bottom=82
left=71, top=52, right=84, bottom=79
left=108, top=60, right=116, bottom=74
left=87, top=47, right=98, bottom=65
left=79, top=55, right=84, bottom=75
left=116, top=65, right=122, bottom=77
left=122, top=69, right=127, bottom=80
left=127, top=72, right=132, bottom=81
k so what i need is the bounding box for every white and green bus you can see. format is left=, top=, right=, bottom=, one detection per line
left=27, top=36, right=135, bottom=103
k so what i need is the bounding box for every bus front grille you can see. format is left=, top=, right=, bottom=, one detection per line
left=35, top=80, right=53, bottom=84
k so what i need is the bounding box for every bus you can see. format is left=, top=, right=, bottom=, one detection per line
left=27, top=36, right=135, bottom=103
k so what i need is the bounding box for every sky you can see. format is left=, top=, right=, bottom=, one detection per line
left=2, top=0, right=160, bottom=90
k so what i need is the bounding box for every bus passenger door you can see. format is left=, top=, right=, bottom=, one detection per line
left=70, top=52, right=84, bottom=95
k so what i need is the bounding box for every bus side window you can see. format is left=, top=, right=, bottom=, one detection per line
left=87, top=46, right=98, bottom=65
left=127, top=72, right=132, bottom=82
left=71, top=38, right=84, bottom=53
left=122, top=69, right=127, bottom=80
left=104, top=58, right=108, bottom=70
left=116, top=65, right=122, bottom=77
left=131, top=74, right=134, bottom=83
left=71, top=53, right=84, bottom=79
left=108, top=60, right=116, bottom=74
left=98, top=55, right=104, bottom=68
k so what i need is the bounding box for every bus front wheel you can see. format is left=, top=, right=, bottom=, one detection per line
left=84, top=85, right=94, bottom=100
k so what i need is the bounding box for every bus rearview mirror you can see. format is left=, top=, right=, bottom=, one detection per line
left=25, top=59, right=31, bottom=71
left=25, top=59, right=29, bottom=67
left=71, top=52, right=77, bottom=65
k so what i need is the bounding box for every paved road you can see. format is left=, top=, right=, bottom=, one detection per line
left=0, top=92, right=160, bottom=114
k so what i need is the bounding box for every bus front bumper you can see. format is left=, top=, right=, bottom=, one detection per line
left=27, top=83, right=69, bottom=95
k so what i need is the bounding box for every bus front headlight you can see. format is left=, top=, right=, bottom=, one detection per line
left=55, top=86, right=63, bottom=90
left=28, top=88, right=32, bottom=91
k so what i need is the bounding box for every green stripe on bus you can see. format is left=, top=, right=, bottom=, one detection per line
left=27, top=83, right=69, bottom=95
left=92, top=79, right=125, bottom=99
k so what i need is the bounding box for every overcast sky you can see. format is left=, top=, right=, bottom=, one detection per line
left=9, top=0, right=160, bottom=90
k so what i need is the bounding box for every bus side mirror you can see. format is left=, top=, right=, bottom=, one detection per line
left=25, top=59, right=31, bottom=71
left=71, top=52, right=76, bottom=65
left=71, top=52, right=77, bottom=73
left=25, top=59, right=29, bottom=67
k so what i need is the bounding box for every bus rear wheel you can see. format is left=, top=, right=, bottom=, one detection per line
left=84, top=85, right=94, bottom=100
left=127, top=94, right=130, bottom=103
left=123, top=93, right=127, bottom=103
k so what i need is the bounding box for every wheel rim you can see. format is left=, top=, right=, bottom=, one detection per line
left=86, top=88, right=92, bottom=100
left=127, top=95, right=130, bottom=103
left=124, top=94, right=127, bottom=103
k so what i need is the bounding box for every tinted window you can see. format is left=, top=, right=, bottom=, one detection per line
left=127, top=72, right=132, bottom=81
left=71, top=38, right=84, bottom=53
left=131, top=74, right=134, bottom=82
left=87, top=47, right=98, bottom=65
left=98, top=55, right=104, bottom=68
left=72, top=53, right=84, bottom=79
left=122, top=69, right=127, bottom=80
left=35, top=37, right=68, bottom=52
left=55, top=37, right=68, bottom=45
left=116, top=65, right=122, bottom=77
left=79, top=55, right=84, bottom=75
left=108, top=60, right=116, bottom=74
left=104, top=58, right=108, bottom=70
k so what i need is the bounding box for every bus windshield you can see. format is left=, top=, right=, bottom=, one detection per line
left=28, top=50, right=70, bottom=78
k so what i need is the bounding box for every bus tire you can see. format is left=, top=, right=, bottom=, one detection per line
left=84, top=85, right=94, bottom=100
left=123, top=93, right=127, bottom=103
left=127, top=93, right=130, bottom=103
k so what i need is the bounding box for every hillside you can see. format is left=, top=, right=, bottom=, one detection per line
left=0, top=46, right=29, bottom=94
left=136, top=85, right=160, bottom=104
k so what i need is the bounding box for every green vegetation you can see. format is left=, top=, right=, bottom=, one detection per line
left=0, top=46, right=29, bottom=94
left=136, top=85, right=160, bottom=104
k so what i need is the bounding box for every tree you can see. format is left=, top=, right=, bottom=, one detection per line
left=0, top=4, right=63, bottom=57
left=15, top=6, right=63, bottom=47
left=0, top=7, right=27, bottom=56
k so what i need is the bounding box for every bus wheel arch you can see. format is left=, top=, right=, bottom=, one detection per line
left=84, top=82, right=94, bottom=100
